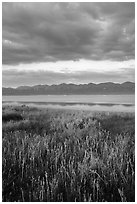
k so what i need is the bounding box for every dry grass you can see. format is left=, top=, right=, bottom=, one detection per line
left=2, top=105, right=135, bottom=202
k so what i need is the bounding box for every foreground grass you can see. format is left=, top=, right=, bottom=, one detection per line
left=2, top=105, right=135, bottom=202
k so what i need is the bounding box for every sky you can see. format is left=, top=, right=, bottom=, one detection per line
left=2, top=2, right=135, bottom=87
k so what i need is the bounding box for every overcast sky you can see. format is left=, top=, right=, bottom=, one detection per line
left=2, top=2, right=135, bottom=87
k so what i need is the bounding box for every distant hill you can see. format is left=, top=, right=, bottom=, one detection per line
left=2, top=82, right=135, bottom=95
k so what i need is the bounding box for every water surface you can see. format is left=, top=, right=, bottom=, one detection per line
left=2, top=94, right=135, bottom=112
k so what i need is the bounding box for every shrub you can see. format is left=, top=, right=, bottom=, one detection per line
left=2, top=113, right=23, bottom=122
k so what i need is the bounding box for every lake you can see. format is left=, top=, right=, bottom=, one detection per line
left=2, top=94, right=135, bottom=112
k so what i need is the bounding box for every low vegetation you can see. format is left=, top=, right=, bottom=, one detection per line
left=2, top=112, right=23, bottom=122
left=2, top=105, right=135, bottom=202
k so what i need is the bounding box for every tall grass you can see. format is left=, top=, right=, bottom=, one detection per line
left=2, top=105, right=135, bottom=202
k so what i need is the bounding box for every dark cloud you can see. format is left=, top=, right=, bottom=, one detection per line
left=2, top=2, right=135, bottom=65
left=2, top=68, right=135, bottom=87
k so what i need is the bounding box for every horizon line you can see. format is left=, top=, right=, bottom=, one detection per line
left=2, top=81, right=135, bottom=89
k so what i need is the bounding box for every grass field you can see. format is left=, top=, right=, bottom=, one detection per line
left=2, top=104, right=135, bottom=202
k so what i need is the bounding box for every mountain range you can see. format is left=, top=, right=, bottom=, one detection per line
left=2, top=82, right=135, bottom=95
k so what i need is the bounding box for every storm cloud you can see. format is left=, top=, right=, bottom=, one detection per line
left=2, top=2, right=135, bottom=65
